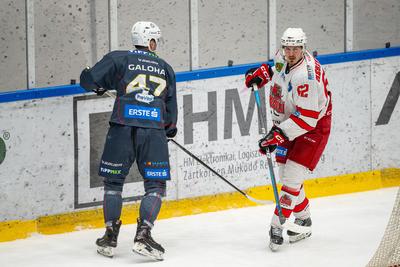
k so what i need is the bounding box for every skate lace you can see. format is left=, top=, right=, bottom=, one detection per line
left=294, top=218, right=311, bottom=226
left=105, top=227, right=114, bottom=238
left=294, top=218, right=304, bottom=225
left=136, top=227, right=163, bottom=249
left=271, top=227, right=283, bottom=236
left=136, top=227, right=152, bottom=240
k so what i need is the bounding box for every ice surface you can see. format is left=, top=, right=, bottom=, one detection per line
left=0, top=187, right=397, bottom=267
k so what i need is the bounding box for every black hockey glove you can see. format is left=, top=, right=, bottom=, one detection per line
left=244, top=67, right=258, bottom=88
left=258, top=126, right=288, bottom=154
left=166, top=128, right=177, bottom=138
left=93, top=88, right=107, bottom=96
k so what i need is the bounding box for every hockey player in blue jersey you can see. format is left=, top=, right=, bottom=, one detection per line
left=80, top=21, right=177, bottom=261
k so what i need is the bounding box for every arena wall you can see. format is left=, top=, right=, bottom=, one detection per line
left=1, top=0, right=399, bottom=91
left=0, top=48, right=399, bottom=241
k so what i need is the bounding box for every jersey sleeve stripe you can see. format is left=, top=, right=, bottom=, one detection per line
left=290, top=114, right=315, bottom=131
left=296, top=106, right=320, bottom=119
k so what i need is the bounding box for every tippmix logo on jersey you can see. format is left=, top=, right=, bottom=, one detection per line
left=129, top=50, right=158, bottom=58
left=144, top=168, right=170, bottom=179
left=130, top=50, right=148, bottom=56
left=100, top=167, right=122, bottom=175
left=135, top=91, right=154, bottom=104
left=124, top=104, right=161, bottom=121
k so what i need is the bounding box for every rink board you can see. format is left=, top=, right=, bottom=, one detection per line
left=0, top=48, right=400, bottom=241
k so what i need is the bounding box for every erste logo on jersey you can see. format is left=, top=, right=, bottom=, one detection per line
left=144, top=168, right=170, bottom=180
left=124, top=104, right=161, bottom=121
left=269, top=83, right=285, bottom=114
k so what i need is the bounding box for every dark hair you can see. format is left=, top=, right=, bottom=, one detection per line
left=135, top=45, right=147, bottom=49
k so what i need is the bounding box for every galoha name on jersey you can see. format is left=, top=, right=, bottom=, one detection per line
left=128, top=64, right=165, bottom=75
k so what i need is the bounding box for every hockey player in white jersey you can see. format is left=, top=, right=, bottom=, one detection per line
left=244, top=28, right=332, bottom=251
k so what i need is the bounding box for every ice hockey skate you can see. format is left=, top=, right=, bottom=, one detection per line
left=132, top=218, right=165, bottom=261
left=287, top=217, right=312, bottom=243
left=269, top=225, right=284, bottom=252
left=96, top=220, right=121, bottom=258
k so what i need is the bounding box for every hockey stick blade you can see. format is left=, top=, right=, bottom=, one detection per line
left=245, top=195, right=272, bottom=205
left=169, top=139, right=272, bottom=206
left=104, top=90, right=116, bottom=98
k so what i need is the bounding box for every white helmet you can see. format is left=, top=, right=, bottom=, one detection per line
left=281, top=28, right=307, bottom=48
left=131, top=21, right=162, bottom=48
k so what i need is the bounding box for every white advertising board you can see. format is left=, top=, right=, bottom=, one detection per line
left=0, top=56, right=399, bottom=221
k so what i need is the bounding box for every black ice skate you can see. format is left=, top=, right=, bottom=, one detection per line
left=287, top=217, right=312, bottom=243
left=132, top=218, right=165, bottom=261
left=96, top=220, right=122, bottom=258
left=269, top=225, right=284, bottom=252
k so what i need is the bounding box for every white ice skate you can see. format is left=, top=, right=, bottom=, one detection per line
left=288, top=217, right=312, bottom=243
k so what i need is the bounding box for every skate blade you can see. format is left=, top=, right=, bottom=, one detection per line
left=289, top=232, right=312, bottom=243
left=269, top=242, right=282, bottom=252
left=132, top=242, right=164, bottom=261
left=97, top=246, right=114, bottom=258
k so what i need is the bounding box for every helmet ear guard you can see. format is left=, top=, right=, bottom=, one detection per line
left=131, top=21, right=162, bottom=51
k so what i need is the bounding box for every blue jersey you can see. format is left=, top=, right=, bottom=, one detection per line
left=80, top=49, right=177, bottom=133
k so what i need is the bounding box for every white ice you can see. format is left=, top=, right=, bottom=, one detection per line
left=0, top=187, right=398, bottom=267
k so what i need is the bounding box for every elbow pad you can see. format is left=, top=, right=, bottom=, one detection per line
left=80, top=67, right=99, bottom=92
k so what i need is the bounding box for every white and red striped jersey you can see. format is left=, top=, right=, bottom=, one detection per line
left=268, top=51, right=331, bottom=140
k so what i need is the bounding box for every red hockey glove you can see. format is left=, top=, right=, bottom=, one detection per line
left=258, top=126, right=288, bottom=154
left=245, top=63, right=272, bottom=88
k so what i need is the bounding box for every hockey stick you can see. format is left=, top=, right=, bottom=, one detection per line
left=102, top=90, right=270, bottom=205
left=252, top=84, right=311, bottom=234
left=104, top=90, right=116, bottom=98
left=169, top=139, right=272, bottom=205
